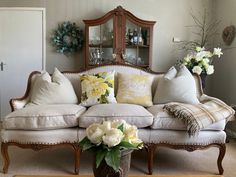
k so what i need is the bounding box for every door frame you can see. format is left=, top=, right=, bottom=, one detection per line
left=0, top=7, right=46, bottom=70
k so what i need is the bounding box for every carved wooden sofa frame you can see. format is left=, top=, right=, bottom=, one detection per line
left=1, top=65, right=226, bottom=175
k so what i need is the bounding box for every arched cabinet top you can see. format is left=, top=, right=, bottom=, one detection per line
left=83, top=6, right=156, bottom=69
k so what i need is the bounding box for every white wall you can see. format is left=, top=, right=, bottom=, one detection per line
left=0, top=0, right=213, bottom=73
left=210, top=0, right=236, bottom=137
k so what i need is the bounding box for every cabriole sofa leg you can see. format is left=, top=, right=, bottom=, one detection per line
left=73, top=144, right=81, bottom=174
left=217, top=143, right=226, bottom=175
left=146, top=144, right=157, bottom=175
left=1, top=142, right=10, bottom=173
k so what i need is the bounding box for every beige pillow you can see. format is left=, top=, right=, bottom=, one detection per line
left=153, top=65, right=200, bottom=104
left=28, top=68, right=78, bottom=105
left=116, top=73, right=153, bottom=107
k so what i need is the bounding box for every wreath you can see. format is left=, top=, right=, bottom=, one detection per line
left=51, top=21, right=83, bottom=55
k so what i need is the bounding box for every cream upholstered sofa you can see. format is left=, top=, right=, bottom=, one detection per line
left=1, top=65, right=228, bottom=175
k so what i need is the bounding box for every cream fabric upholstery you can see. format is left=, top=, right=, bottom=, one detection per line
left=11, top=65, right=202, bottom=110
left=79, top=104, right=153, bottom=128
left=148, top=104, right=226, bottom=131
left=0, top=128, right=78, bottom=144
left=149, top=130, right=226, bottom=145
left=3, top=104, right=86, bottom=130
left=153, top=65, right=200, bottom=104
left=28, top=68, right=78, bottom=106
left=78, top=128, right=225, bottom=145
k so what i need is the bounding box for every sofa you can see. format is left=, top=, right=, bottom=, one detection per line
left=0, top=64, right=231, bottom=175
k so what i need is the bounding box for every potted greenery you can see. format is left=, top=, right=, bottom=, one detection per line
left=79, top=120, right=143, bottom=177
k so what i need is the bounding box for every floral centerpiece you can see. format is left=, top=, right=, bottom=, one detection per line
left=181, top=46, right=223, bottom=76
left=79, top=120, right=143, bottom=176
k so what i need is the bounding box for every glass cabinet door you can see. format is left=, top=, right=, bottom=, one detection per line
left=88, top=19, right=114, bottom=66
left=124, top=19, right=150, bottom=67
left=84, top=6, right=155, bottom=69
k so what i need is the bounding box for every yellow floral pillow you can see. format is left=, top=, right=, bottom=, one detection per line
left=117, top=73, right=153, bottom=107
left=80, top=71, right=117, bottom=106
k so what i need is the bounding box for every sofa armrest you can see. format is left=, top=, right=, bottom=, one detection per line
left=10, top=71, right=41, bottom=111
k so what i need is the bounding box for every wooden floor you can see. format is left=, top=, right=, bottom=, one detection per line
left=14, top=175, right=224, bottom=177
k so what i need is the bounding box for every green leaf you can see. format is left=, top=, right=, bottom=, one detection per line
left=105, top=147, right=121, bottom=172
left=96, top=149, right=108, bottom=168
left=117, top=124, right=124, bottom=132
left=118, top=141, right=137, bottom=149
left=79, top=137, right=94, bottom=151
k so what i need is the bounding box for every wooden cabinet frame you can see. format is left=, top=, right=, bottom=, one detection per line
left=83, top=6, right=156, bottom=69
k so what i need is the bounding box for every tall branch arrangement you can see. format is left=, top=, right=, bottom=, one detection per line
left=179, top=9, right=220, bottom=52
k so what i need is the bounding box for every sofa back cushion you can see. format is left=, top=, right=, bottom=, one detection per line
left=153, top=65, right=200, bottom=104
left=28, top=68, right=78, bottom=106
left=28, top=65, right=202, bottom=104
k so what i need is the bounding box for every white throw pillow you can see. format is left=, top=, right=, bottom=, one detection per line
left=28, top=68, right=78, bottom=105
left=153, top=65, right=200, bottom=104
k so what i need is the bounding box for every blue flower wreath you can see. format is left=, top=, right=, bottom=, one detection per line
left=51, top=21, right=83, bottom=55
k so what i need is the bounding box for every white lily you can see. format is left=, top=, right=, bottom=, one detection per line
left=213, top=48, right=223, bottom=58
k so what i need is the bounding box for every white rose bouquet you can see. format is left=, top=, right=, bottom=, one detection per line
left=181, top=46, right=223, bottom=75
left=79, top=120, right=143, bottom=172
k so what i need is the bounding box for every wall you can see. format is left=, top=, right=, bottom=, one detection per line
left=0, top=0, right=213, bottom=73
left=210, top=0, right=236, bottom=137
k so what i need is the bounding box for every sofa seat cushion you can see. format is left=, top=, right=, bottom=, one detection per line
left=3, top=104, right=86, bottom=130
left=148, top=105, right=226, bottom=131
left=79, top=104, right=153, bottom=128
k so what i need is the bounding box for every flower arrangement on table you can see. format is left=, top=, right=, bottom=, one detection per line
left=79, top=120, right=143, bottom=172
left=180, top=46, right=223, bottom=76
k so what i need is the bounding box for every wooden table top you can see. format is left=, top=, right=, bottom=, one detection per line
left=14, top=175, right=224, bottom=177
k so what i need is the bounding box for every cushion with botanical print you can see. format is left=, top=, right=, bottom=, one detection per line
left=80, top=71, right=117, bottom=106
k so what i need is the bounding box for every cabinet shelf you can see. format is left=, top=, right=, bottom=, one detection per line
left=84, top=6, right=155, bottom=69
left=89, top=44, right=113, bottom=48
left=126, top=44, right=150, bottom=48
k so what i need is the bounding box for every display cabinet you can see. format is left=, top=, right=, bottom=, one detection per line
left=83, top=6, right=156, bottom=69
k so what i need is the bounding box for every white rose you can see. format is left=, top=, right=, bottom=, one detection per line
left=206, top=65, right=214, bottom=75
left=124, top=125, right=138, bottom=140
left=192, top=66, right=202, bottom=75
left=86, top=123, right=104, bottom=145
left=102, top=128, right=124, bottom=147
left=183, top=55, right=191, bottom=62
left=111, top=119, right=131, bottom=130
left=196, top=51, right=205, bottom=61
left=196, top=46, right=205, bottom=52
left=202, top=59, right=209, bottom=68
left=101, top=121, right=112, bottom=132
left=204, top=51, right=213, bottom=58
left=213, top=47, right=223, bottom=58
left=124, top=125, right=143, bottom=146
